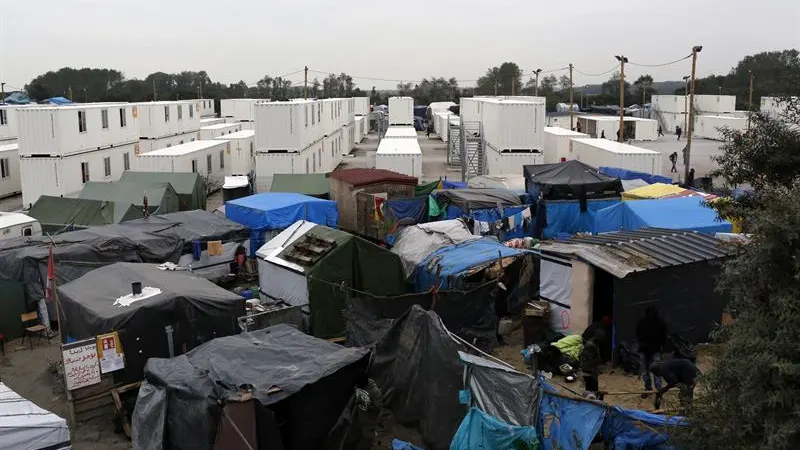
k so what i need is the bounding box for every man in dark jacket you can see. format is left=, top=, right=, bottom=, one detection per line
left=650, top=359, right=700, bottom=410
left=636, top=307, right=667, bottom=397
left=580, top=329, right=605, bottom=398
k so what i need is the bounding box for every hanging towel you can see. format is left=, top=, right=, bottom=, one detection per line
left=207, top=240, right=224, bottom=256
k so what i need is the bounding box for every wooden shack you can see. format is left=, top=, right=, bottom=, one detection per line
left=327, top=169, right=417, bottom=239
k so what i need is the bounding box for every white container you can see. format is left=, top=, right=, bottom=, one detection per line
left=651, top=95, right=686, bottom=114
left=134, top=101, right=200, bottom=139
left=388, top=97, right=414, bottom=126
left=199, top=123, right=243, bottom=140
left=136, top=140, right=229, bottom=187
left=354, top=97, right=370, bottom=116
left=254, top=100, right=324, bottom=153
left=543, top=127, right=588, bottom=164
left=220, top=99, right=265, bottom=122
left=0, top=105, right=29, bottom=142
left=694, top=95, right=736, bottom=114
left=486, top=148, right=543, bottom=175
left=459, top=97, right=484, bottom=122
left=482, top=98, right=546, bottom=152
left=693, top=115, right=747, bottom=141
left=384, top=126, right=418, bottom=139
left=0, top=212, right=41, bottom=239
left=629, top=118, right=659, bottom=141
left=571, top=138, right=663, bottom=175
left=20, top=141, right=138, bottom=208
left=428, top=102, right=456, bottom=115
left=138, top=131, right=198, bottom=154
left=322, top=128, right=343, bottom=171
left=200, top=117, right=227, bottom=127
left=376, top=137, right=422, bottom=177
left=195, top=99, right=216, bottom=118
left=354, top=116, right=365, bottom=143
left=254, top=139, right=327, bottom=190
left=214, top=129, right=255, bottom=176
left=0, top=143, right=21, bottom=198
left=17, top=104, right=139, bottom=157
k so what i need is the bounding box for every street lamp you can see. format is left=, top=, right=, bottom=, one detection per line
left=615, top=55, right=628, bottom=142
left=685, top=45, right=703, bottom=184
left=533, top=69, right=542, bottom=96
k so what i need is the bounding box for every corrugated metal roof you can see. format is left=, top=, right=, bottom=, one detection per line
left=537, top=228, right=733, bottom=278
left=327, top=168, right=418, bottom=187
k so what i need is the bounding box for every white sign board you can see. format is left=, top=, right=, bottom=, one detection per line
left=62, top=342, right=101, bottom=391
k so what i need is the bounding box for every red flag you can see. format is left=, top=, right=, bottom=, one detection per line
left=45, top=245, right=55, bottom=302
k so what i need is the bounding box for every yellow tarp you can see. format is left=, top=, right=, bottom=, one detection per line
left=622, top=183, right=685, bottom=200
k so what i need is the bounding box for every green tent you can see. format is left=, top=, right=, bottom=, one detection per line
left=79, top=181, right=180, bottom=215
left=270, top=173, right=330, bottom=198
left=119, top=171, right=206, bottom=211
left=28, top=196, right=144, bottom=233
left=263, top=224, right=407, bottom=338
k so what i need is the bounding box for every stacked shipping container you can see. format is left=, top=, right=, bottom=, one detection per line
left=543, top=127, right=588, bottom=164
left=200, top=123, right=243, bottom=140
left=136, top=140, right=230, bottom=190
left=0, top=143, right=21, bottom=198
left=388, top=97, right=414, bottom=126
left=214, top=130, right=255, bottom=176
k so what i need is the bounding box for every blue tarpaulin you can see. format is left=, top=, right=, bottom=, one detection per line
left=593, top=197, right=731, bottom=234
left=539, top=391, right=606, bottom=450
left=386, top=197, right=427, bottom=225
left=414, top=238, right=530, bottom=291
left=445, top=205, right=530, bottom=240
left=602, top=406, right=686, bottom=450
left=225, top=192, right=337, bottom=231
left=450, top=408, right=538, bottom=450
left=442, top=180, right=467, bottom=190
left=393, top=439, right=425, bottom=450
left=599, top=167, right=672, bottom=185
left=542, top=199, right=620, bottom=238
left=41, top=96, right=73, bottom=105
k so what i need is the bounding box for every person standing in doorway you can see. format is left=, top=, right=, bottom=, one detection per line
left=669, top=152, right=678, bottom=173
left=650, top=359, right=700, bottom=411
left=658, top=125, right=664, bottom=137
left=576, top=122, right=582, bottom=133
left=675, top=125, right=682, bottom=140
left=636, top=307, right=668, bottom=398
left=580, top=329, right=606, bottom=399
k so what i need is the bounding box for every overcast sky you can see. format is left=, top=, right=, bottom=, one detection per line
left=1, top=0, right=798, bottom=91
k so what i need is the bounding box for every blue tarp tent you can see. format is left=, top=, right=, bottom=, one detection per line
left=451, top=408, right=538, bottom=450
left=543, top=199, right=620, bottom=238
left=41, top=96, right=73, bottom=105
left=602, top=406, right=686, bottom=450
left=225, top=193, right=338, bottom=231
left=594, top=197, right=732, bottom=234
left=414, top=238, right=530, bottom=291
left=599, top=167, right=672, bottom=185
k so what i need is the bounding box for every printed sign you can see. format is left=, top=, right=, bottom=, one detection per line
left=62, top=341, right=101, bottom=391
left=96, top=332, right=125, bottom=374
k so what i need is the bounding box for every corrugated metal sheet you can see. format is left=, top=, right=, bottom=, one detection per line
left=327, top=168, right=417, bottom=187
left=537, top=228, right=732, bottom=278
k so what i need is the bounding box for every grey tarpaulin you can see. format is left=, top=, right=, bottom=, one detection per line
left=390, top=219, right=479, bottom=278
left=366, top=305, right=466, bottom=450
left=458, top=352, right=542, bottom=427
left=124, top=210, right=249, bottom=249
left=176, top=241, right=249, bottom=282
left=435, top=188, right=522, bottom=212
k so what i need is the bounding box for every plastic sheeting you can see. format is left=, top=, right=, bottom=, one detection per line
left=539, top=256, right=573, bottom=334
left=602, top=406, right=686, bottom=450
left=176, top=241, right=248, bottom=282
left=542, top=199, right=620, bottom=238
left=0, top=383, right=70, bottom=450
left=451, top=408, right=538, bottom=450
left=621, top=183, right=686, bottom=200
left=391, top=220, right=479, bottom=278
left=436, top=189, right=521, bottom=212
left=226, top=192, right=338, bottom=231
left=599, top=166, right=672, bottom=185
left=593, top=197, right=732, bottom=234
left=524, top=161, right=623, bottom=201
left=539, top=390, right=606, bottom=450
left=125, top=210, right=248, bottom=249
left=386, top=197, right=428, bottom=225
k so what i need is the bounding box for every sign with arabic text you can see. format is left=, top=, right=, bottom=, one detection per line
left=62, top=340, right=101, bottom=391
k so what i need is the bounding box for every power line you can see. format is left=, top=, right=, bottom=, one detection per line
left=573, top=65, right=619, bottom=77
left=627, top=54, right=692, bottom=68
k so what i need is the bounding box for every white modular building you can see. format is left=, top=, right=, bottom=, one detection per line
left=388, top=97, right=414, bottom=126
left=354, top=97, right=370, bottom=116
left=0, top=143, right=21, bottom=198
left=575, top=116, right=658, bottom=141
left=486, top=149, right=543, bottom=175
left=0, top=105, right=31, bottom=143
left=543, top=127, right=589, bottom=164
left=199, top=122, right=243, bottom=140
left=196, top=99, right=216, bottom=118
left=760, top=96, right=798, bottom=121
left=215, top=129, right=255, bottom=176
left=354, top=116, right=365, bottom=143
left=546, top=112, right=578, bottom=130
left=136, top=140, right=229, bottom=188
left=693, top=115, right=748, bottom=140
left=16, top=104, right=138, bottom=157
left=482, top=98, right=546, bottom=153
left=571, top=138, right=663, bottom=175
left=220, top=98, right=265, bottom=122
left=134, top=101, right=199, bottom=140
left=384, top=126, right=418, bottom=139
left=137, top=131, right=198, bottom=154
left=255, top=100, right=325, bottom=153
left=200, top=117, right=228, bottom=127
left=325, top=128, right=344, bottom=170
left=376, top=137, right=422, bottom=178
left=20, top=141, right=138, bottom=208
left=254, top=139, right=328, bottom=192
left=652, top=94, right=736, bottom=114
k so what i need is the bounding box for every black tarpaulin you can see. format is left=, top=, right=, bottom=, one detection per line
left=435, top=188, right=521, bottom=212
left=124, top=210, right=248, bottom=244
left=524, top=160, right=623, bottom=201
left=132, top=324, right=370, bottom=450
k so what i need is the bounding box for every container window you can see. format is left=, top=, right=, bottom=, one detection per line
left=220, top=150, right=225, bottom=169
left=207, top=154, right=212, bottom=174
left=167, top=143, right=172, bottom=148
left=0, top=110, right=7, bottom=125
left=249, top=141, right=254, bottom=158
left=192, top=159, right=198, bottom=173
left=0, top=158, right=8, bottom=178
left=78, top=110, right=87, bottom=133
left=80, top=162, right=89, bottom=183
left=178, top=105, right=183, bottom=120
left=305, top=106, right=308, bottom=128
left=312, top=154, right=316, bottom=172
left=311, top=105, right=315, bottom=125
left=318, top=105, right=321, bottom=123
left=101, top=109, right=109, bottom=129
left=189, top=105, right=194, bottom=118
left=305, top=158, right=309, bottom=174
left=103, top=157, right=111, bottom=177
left=164, top=105, right=170, bottom=122
left=119, top=108, right=127, bottom=127
left=123, top=152, right=130, bottom=171
left=180, top=140, right=184, bottom=144
left=22, top=227, right=32, bottom=237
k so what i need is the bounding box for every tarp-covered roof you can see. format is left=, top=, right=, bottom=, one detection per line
left=599, top=166, right=672, bottom=185
left=621, top=182, right=685, bottom=200
left=132, top=324, right=370, bottom=449
left=226, top=192, right=338, bottom=231
left=391, top=220, right=480, bottom=278
left=0, top=382, right=70, bottom=449
left=327, top=168, right=418, bottom=187
left=120, top=171, right=206, bottom=211
left=435, top=188, right=521, bottom=212
left=524, top=160, right=623, bottom=200
left=270, top=173, right=330, bottom=197
left=621, top=179, right=650, bottom=191
left=467, top=175, right=527, bottom=194
left=594, top=197, right=732, bottom=234
left=124, top=210, right=247, bottom=245
left=28, top=196, right=144, bottom=229
left=79, top=181, right=180, bottom=214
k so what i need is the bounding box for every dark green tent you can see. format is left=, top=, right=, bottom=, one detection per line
left=28, top=196, right=144, bottom=233
left=270, top=173, right=330, bottom=198
left=79, top=181, right=180, bottom=215
left=119, top=171, right=206, bottom=211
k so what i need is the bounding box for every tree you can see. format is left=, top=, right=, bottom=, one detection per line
left=475, top=62, right=522, bottom=96
left=396, top=82, right=413, bottom=96
left=600, top=72, right=632, bottom=105
left=558, top=75, right=571, bottom=92
left=679, top=96, right=800, bottom=449
left=632, top=74, right=657, bottom=104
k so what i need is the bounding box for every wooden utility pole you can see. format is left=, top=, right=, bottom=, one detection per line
left=304, top=66, right=308, bottom=99
left=533, top=69, right=542, bottom=97
left=748, top=71, right=754, bottom=129
left=685, top=46, right=703, bottom=183
left=569, top=64, right=574, bottom=130
left=615, top=56, right=628, bottom=142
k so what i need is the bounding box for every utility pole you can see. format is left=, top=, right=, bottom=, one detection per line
left=748, top=71, right=754, bottom=129
left=304, top=66, right=308, bottom=99
left=511, top=74, right=515, bottom=96
left=0, top=82, right=5, bottom=104
left=533, top=69, right=542, bottom=96
left=615, top=55, right=628, bottom=142
left=685, top=45, right=703, bottom=183
left=683, top=75, right=690, bottom=135
left=641, top=81, right=647, bottom=112
left=494, top=80, right=498, bottom=96
left=153, top=80, right=157, bottom=101
left=568, top=64, right=574, bottom=130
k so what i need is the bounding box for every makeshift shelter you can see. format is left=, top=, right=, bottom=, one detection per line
left=124, top=210, right=247, bottom=248
left=620, top=179, right=649, bottom=191
left=599, top=166, right=672, bottom=185
left=621, top=182, right=685, bottom=200
left=270, top=173, right=331, bottom=198
left=0, top=383, right=71, bottom=450
left=414, top=178, right=466, bottom=197
left=79, top=181, right=180, bottom=215
left=58, top=263, right=245, bottom=381
left=327, top=168, right=417, bottom=239
left=434, top=188, right=530, bottom=240
left=467, top=175, right=527, bottom=194
left=226, top=192, right=337, bottom=232
left=27, top=196, right=144, bottom=233
left=391, top=219, right=480, bottom=278
left=132, top=324, right=370, bottom=450
left=256, top=221, right=406, bottom=338
left=537, top=228, right=733, bottom=345
left=594, top=197, right=732, bottom=234
left=120, top=171, right=206, bottom=211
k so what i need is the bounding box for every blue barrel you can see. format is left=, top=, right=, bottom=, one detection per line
left=192, top=239, right=202, bottom=260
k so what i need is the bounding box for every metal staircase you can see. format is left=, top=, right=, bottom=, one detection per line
left=460, top=121, right=485, bottom=181
left=447, top=120, right=461, bottom=166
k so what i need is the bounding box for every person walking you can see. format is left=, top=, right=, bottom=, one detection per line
left=675, top=125, right=682, bottom=140
left=650, top=359, right=700, bottom=410
left=576, top=122, right=582, bottom=133
left=636, top=308, right=668, bottom=398
left=657, top=125, right=664, bottom=137
left=686, top=168, right=695, bottom=188
left=580, top=329, right=605, bottom=399
left=600, top=130, right=606, bottom=139
left=669, top=152, right=678, bottom=173
left=426, top=122, right=432, bottom=138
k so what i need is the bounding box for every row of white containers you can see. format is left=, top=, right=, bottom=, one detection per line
left=543, top=127, right=589, bottom=164
left=571, top=138, right=663, bottom=175
left=0, top=143, right=21, bottom=198
left=220, top=99, right=265, bottom=122
left=651, top=94, right=737, bottom=114
left=575, top=116, right=658, bottom=141
left=135, top=101, right=201, bottom=139
left=376, top=127, right=422, bottom=177
left=388, top=97, right=414, bottom=126
left=137, top=140, right=229, bottom=186
left=354, top=97, right=370, bottom=116
left=254, top=98, right=353, bottom=153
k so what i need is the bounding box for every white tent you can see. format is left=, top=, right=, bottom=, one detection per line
left=0, top=383, right=71, bottom=450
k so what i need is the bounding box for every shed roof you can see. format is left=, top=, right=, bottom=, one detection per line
left=327, top=168, right=418, bottom=187
left=270, top=173, right=330, bottom=197
left=537, top=228, right=733, bottom=278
